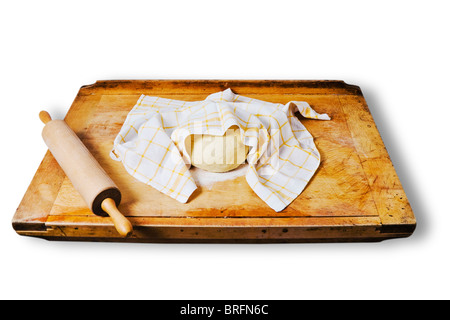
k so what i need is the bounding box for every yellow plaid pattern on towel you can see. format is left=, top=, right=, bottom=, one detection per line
left=110, top=89, right=330, bottom=211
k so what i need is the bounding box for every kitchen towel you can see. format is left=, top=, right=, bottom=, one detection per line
left=111, top=89, right=330, bottom=211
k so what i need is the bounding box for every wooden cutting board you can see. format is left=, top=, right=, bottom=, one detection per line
left=12, top=80, right=416, bottom=242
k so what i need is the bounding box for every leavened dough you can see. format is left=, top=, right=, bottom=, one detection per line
left=187, top=126, right=249, bottom=173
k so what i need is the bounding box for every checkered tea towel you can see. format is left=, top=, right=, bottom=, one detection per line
left=110, top=89, right=330, bottom=211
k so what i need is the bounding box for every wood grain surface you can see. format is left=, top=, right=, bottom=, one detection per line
left=12, top=80, right=416, bottom=242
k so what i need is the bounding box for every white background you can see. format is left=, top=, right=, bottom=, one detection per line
left=1, top=0, right=448, bottom=300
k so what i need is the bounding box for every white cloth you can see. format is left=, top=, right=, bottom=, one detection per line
left=111, top=89, right=330, bottom=211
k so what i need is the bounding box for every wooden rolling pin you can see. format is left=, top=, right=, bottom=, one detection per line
left=39, top=111, right=133, bottom=237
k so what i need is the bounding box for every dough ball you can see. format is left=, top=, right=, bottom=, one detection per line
left=187, top=126, right=249, bottom=173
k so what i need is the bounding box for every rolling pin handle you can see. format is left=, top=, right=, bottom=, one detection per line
left=39, top=110, right=52, bottom=124
left=101, top=198, right=133, bottom=237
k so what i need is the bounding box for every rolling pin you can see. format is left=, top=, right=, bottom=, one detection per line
left=39, top=111, right=133, bottom=237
